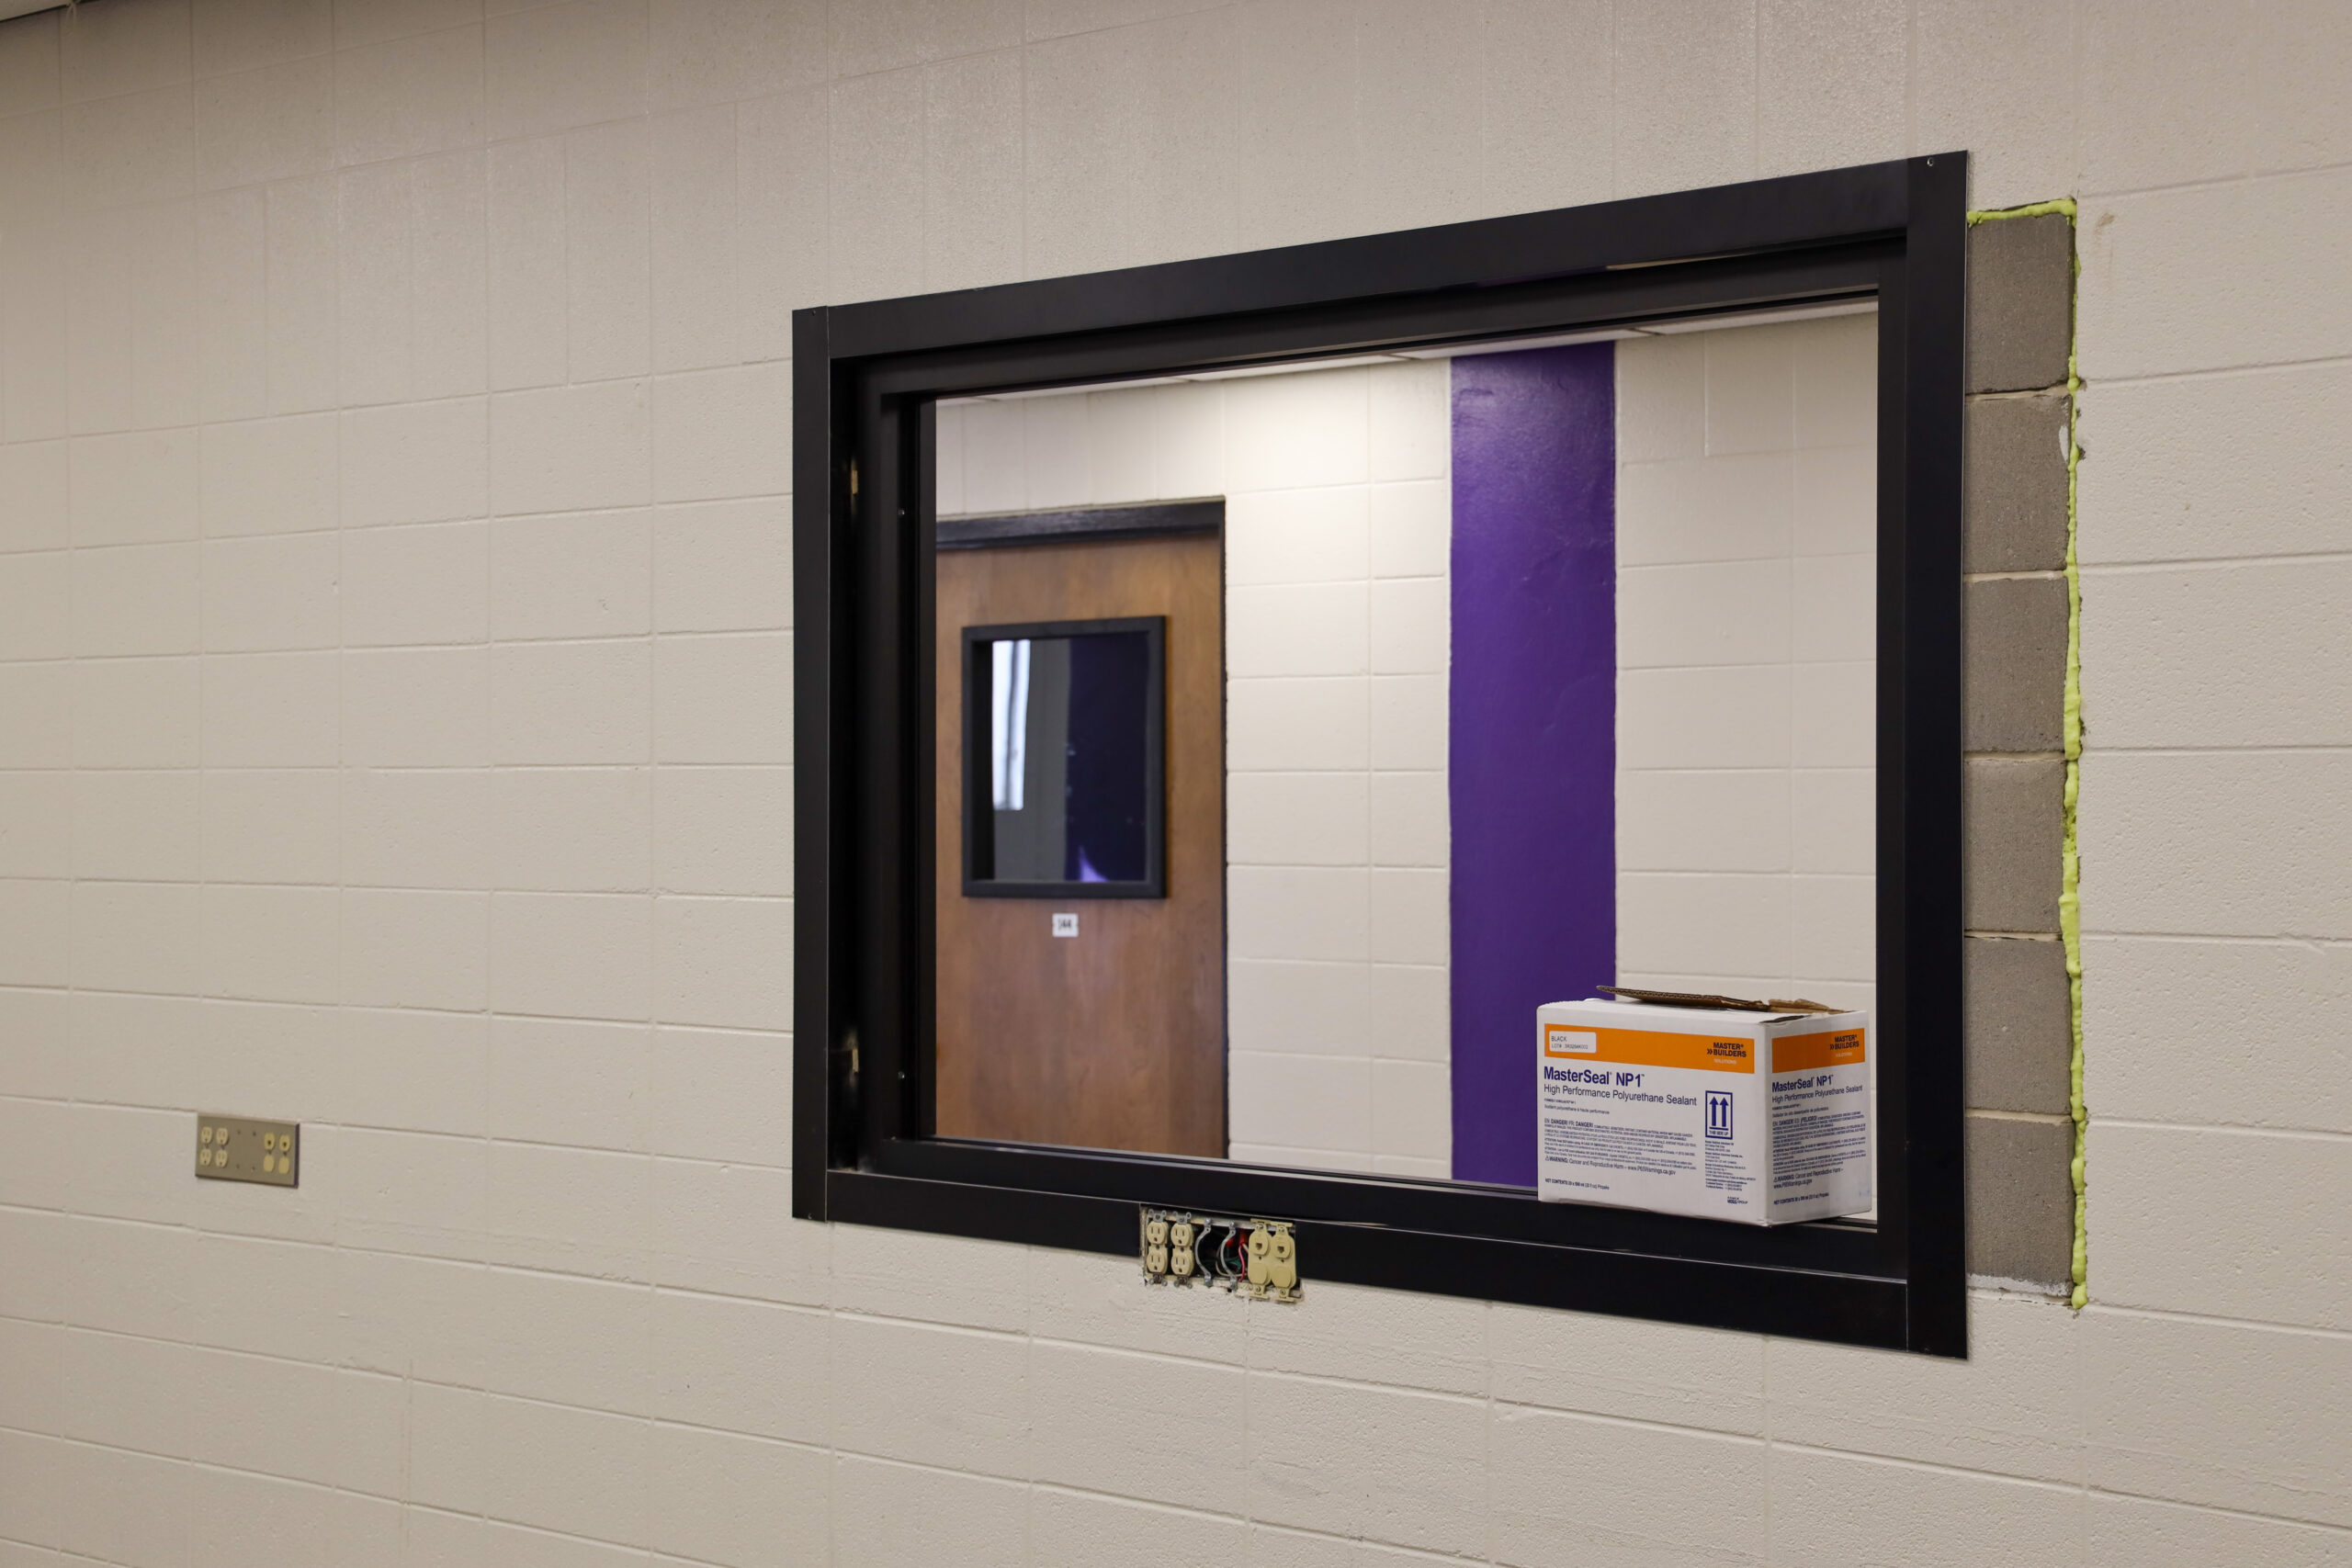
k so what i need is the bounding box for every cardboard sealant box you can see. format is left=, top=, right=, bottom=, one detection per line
left=1535, top=998, right=1871, bottom=1224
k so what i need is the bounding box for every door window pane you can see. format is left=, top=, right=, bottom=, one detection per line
left=972, top=626, right=1156, bottom=887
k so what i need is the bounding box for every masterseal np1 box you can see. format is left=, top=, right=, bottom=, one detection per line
left=1535, top=998, right=1870, bottom=1224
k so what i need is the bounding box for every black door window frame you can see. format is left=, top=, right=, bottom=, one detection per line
left=794, top=153, right=1969, bottom=1356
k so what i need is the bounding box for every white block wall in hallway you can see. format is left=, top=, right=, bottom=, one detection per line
left=939, top=357, right=1453, bottom=1178
left=1614, top=311, right=1878, bottom=1014
left=2, top=1, right=2349, bottom=1564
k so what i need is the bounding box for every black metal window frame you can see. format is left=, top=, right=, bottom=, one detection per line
left=934, top=497, right=1224, bottom=552
left=960, top=614, right=1169, bottom=900
left=794, top=153, right=1968, bottom=1356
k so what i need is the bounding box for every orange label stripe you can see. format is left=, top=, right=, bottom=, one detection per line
left=1540, top=1025, right=1757, bottom=1074
left=1772, top=1028, right=1867, bottom=1073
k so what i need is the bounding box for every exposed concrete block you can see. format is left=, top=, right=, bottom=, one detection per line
left=1963, top=936, right=2072, bottom=1115
left=1967, top=213, right=2073, bottom=394
left=1966, top=1112, right=2074, bottom=1290
left=1961, top=220, right=2076, bottom=1292
left=1965, top=575, right=2069, bottom=753
left=1964, top=755, right=2064, bottom=932
left=1963, top=393, right=2070, bottom=573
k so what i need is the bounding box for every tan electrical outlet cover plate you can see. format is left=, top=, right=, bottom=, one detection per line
left=196, top=1114, right=300, bottom=1187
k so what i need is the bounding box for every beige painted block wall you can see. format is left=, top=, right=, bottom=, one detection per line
left=2, top=1, right=2349, bottom=1563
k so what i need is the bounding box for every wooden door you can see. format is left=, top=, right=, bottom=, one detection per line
left=933, top=532, right=1225, bottom=1156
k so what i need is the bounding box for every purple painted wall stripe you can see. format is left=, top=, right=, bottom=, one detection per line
left=1448, top=343, right=1618, bottom=1188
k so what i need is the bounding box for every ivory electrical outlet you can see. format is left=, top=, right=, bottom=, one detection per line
left=1244, top=1226, right=1298, bottom=1295
left=1141, top=1216, right=1170, bottom=1278
left=196, top=1115, right=300, bottom=1187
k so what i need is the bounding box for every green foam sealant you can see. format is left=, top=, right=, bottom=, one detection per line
left=1969, top=197, right=2088, bottom=1310
left=1965, top=197, right=2078, bottom=227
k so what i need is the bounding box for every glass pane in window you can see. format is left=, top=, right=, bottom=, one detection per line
left=932, top=302, right=1879, bottom=1201
left=973, top=628, right=1154, bottom=886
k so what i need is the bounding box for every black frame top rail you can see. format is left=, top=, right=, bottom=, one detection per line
left=794, top=153, right=1969, bottom=1356
left=935, top=499, right=1224, bottom=550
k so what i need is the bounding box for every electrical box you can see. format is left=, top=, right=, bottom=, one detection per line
left=1139, top=1208, right=1299, bottom=1301
left=195, top=1114, right=300, bottom=1187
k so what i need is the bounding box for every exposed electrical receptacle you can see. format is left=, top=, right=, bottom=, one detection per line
left=1139, top=1207, right=1300, bottom=1302
left=1264, top=1228, right=1297, bottom=1292
left=196, top=1114, right=300, bottom=1187
left=1244, top=1225, right=1299, bottom=1292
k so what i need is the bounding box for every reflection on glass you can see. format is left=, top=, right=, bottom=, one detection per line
left=934, top=302, right=1880, bottom=1181
left=972, top=627, right=1153, bottom=887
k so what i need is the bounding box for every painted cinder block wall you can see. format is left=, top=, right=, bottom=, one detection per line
left=0, top=1, right=2347, bottom=1563
left=1613, top=312, right=1879, bottom=1016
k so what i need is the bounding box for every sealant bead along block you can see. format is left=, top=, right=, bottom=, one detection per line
left=1963, top=394, right=2072, bottom=574
left=1965, top=576, right=2070, bottom=754
left=1963, top=936, right=2074, bottom=1115
left=1964, top=1112, right=2075, bottom=1290
left=1963, top=756, right=2065, bottom=933
left=1967, top=213, right=2074, bottom=395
